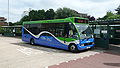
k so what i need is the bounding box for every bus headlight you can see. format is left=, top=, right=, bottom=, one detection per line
left=81, top=44, right=84, bottom=46
left=91, top=35, right=94, bottom=38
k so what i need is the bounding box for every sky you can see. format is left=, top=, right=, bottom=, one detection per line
left=0, top=0, right=119, bottom=22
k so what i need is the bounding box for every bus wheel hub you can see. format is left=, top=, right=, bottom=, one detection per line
left=70, top=45, right=75, bottom=50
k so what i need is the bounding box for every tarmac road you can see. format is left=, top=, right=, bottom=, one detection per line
left=0, top=36, right=102, bottom=68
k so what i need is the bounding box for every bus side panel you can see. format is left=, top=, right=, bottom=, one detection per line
left=22, top=27, right=68, bottom=50
left=34, top=36, right=51, bottom=47
left=22, top=34, right=32, bottom=43
left=35, top=36, right=68, bottom=50
left=22, top=27, right=32, bottom=43
left=49, top=36, right=68, bottom=50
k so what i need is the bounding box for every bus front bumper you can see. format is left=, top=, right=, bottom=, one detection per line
left=77, top=44, right=94, bottom=50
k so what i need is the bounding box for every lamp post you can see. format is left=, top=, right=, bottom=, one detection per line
left=8, top=0, right=9, bottom=26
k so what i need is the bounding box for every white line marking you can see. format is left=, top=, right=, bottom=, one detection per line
left=81, top=57, right=83, bottom=59
left=56, top=64, right=60, bottom=65
left=17, top=48, right=44, bottom=55
left=73, top=59, right=76, bottom=60
left=44, top=66, right=48, bottom=68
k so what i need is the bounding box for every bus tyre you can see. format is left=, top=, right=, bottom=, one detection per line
left=69, top=44, right=79, bottom=53
left=30, top=39, right=34, bottom=45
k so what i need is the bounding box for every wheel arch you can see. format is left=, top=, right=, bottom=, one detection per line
left=30, top=38, right=34, bottom=42
left=68, top=43, right=76, bottom=49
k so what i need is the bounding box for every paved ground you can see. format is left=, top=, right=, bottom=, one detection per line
left=0, top=36, right=103, bottom=68
left=48, top=44, right=120, bottom=68
left=48, top=52, right=120, bottom=68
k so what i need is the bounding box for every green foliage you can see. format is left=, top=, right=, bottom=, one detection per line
left=45, top=9, right=55, bottom=20
left=38, top=9, right=46, bottom=20
left=98, top=5, right=120, bottom=20
left=0, top=26, right=4, bottom=33
left=29, top=9, right=55, bottom=21
left=29, top=10, right=38, bottom=21
left=107, top=15, right=120, bottom=19
left=97, top=11, right=120, bottom=20
left=12, top=21, right=22, bottom=25
left=21, top=15, right=30, bottom=22
left=115, top=5, right=120, bottom=14
left=18, top=7, right=81, bottom=25
left=87, top=16, right=95, bottom=21
left=17, top=15, right=30, bottom=25
left=55, top=7, right=80, bottom=19
left=9, top=22, right=14, bottom=26
left=99, top=11, right=114, bottom=20
left=104, top=11, right=114, bottom=19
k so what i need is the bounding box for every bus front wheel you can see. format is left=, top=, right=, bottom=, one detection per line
left=30, top=39, right=35, bottom=45
left=69, top=44, right=79, bottom=53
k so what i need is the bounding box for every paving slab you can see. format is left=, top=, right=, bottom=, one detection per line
left=0, top=36, right=103, bottom=68
left=48, top=44, right=120, bottom=68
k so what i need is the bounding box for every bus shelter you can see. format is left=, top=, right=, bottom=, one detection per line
left=0, top=26, right=22, bottom=37
left=90, top=19, right=120, bottom=49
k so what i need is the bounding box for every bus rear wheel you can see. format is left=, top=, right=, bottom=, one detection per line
left=30, top=39, right=34, bottom=45
left=69, top=44, right=79, bottom=53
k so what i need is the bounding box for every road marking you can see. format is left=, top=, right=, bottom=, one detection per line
left=65, top=61, right=68, bottom=63
left=56, top=64, right=60, bottom=65
left=17, top=48, right=44, bottom=55
left=73, top=59, right=76, bottom=60
left=44, top=66, right=48, bottom=68
left=81, top=57, right=83, bottom=59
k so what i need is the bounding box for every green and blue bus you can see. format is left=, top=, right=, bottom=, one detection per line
left=22, top=17, right=94, bottom=52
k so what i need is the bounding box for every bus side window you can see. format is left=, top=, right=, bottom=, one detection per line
left=53, top=23, right=65, bottom=37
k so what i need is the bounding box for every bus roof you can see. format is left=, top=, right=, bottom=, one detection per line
left=23, top=17, right=88, bottom=25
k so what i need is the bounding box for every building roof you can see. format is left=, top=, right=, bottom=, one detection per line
left=1, top=25, right=22, bottom=28
left=0, top=17, right=6, bottom=21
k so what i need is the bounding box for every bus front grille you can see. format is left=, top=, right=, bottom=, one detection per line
left=84, top=42, right=93, bottom=46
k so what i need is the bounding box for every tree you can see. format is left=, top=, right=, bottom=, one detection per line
left=97, top=5, right=120, bottom=20
left=45, top=9, right=55, bottom=20
left=18, top=7, right=90, bottom=25
left=20, top=15, right=30, bottom=22
left=103, top=11, right=114, bottom=20
left=98, top=11, right=114, bottom=20
left=55, top=7, right=80, bottom=19
left=115, top=5, right=120, bottom=15
left=38, top=9, right=46, bottom=20
left=29, top=10, right=39, bottom=21
left=18, top=15, right=30, bottom=25
left=0, top=26, right=4, bottom=34
left=9, top=22, right=14, bottom=26
left=87, top=16, right=95, bottom=21
left=13, top=21, right=21, bottom=25
left=107, top=15, right=120, bottom=19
